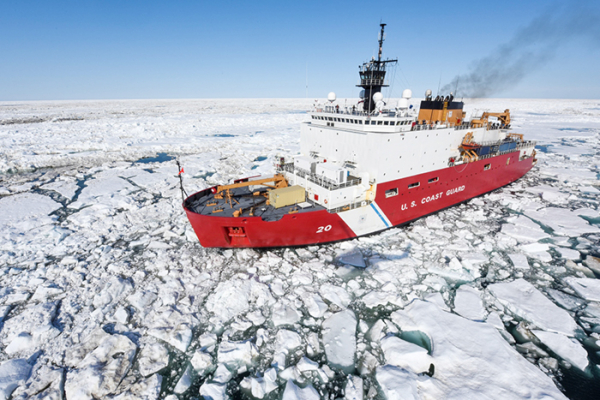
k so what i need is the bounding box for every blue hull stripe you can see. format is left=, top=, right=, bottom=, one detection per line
left=370, top=203, right=390, bottom=227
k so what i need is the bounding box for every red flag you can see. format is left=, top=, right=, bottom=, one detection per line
left=178, top=168, right=184, bottom=175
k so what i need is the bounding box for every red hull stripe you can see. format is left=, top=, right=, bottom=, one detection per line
left=184, top=151, right=533, bottom=248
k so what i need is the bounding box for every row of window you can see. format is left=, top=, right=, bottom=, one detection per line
left=311, top=115, right=412, bottom=126
left=384, top=161, right=503, bottom=198
left=385, top=176, right=443, bottom=198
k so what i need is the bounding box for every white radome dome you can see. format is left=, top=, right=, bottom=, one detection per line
left=372, top=92, right=383, bottom=102
left=402, top=89, right=412, bottom=99
left=398, top=98, right=409, bottom=109
left=327, top=92, right=336, bottom=102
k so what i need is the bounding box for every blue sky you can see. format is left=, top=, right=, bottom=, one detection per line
left=1, top=0, right=598, bottom=101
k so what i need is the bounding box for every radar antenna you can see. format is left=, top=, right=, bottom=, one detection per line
left=357, top=23, right=398, bottom=113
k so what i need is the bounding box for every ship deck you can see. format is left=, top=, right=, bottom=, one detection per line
left=184, top=186, right=326, bottom=221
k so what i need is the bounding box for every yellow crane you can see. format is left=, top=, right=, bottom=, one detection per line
left=471, top=109, right=511, bottom=128
left=213, top=174, right=288, bottom=208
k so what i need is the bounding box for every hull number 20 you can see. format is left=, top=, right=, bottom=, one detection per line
left=317, top=225, right=332, bottom=233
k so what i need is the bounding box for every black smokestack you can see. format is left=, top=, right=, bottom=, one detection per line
left=442, top=3, right=600, bottom=98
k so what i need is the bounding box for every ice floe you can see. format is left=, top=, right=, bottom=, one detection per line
left=533, top=330, right=589, bottom=371
left=488, top=279, right=579, bottom=336
left=322, top=310, right=357, bottom=372
left=564, top=277, right=600, bottom=302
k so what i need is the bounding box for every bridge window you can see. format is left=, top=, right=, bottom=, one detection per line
left=377, top=121, right=383, bottom=125
left=384, top=121, right=389, bottom=126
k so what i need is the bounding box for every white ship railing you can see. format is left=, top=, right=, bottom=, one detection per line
left=279, top=163, right=362, bottom=191
left=312, top=106, right=400, bottom=118
left=328, top=199, right=372, bottom=214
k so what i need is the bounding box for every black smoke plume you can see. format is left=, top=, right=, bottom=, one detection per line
left=441, top=2, right=600, bottom=98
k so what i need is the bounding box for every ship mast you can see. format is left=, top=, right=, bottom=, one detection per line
left=357, top=23, right=398, bottom=113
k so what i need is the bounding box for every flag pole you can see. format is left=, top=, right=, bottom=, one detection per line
left=176, top=160, right=188, bottom=202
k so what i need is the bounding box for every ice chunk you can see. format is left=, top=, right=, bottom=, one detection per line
left=138, top=343, right=169, bottom=377
left=545, top=288, right=586, bottom=311
left=302, top=293, right=328, bottom=318
left=1, top=301, right=60, bottom=357
left=501, top=215, right=549, bottom=243
left=564, top=277, right=600, bottom=302
left=191, top=349, right=214, bottom=376
left=212, top=364, right=233, bottom=384
left=0, top=192, right=61, bottom=232
left=30, top=285, right=64, bottom=302
left=200, top=382, right=228, bottom=400
left=114, top=306, right=130, bottom=324
left=584, top=256, right=600, bottom=275
left=273, top=329, right=302, bottom=368
left=390, top=300, right=568, bottom=398
left=533, top=330, right=589, bottom=371
left=375, top=365, right=419, bottom=400
left=245, top=368, right=278, bottom=399
left=322, top=309, right=356, bottom=372
left=344, top=375, right=363, bottom=400
left=146, top=309, right=194, bottom=352
left=174, top=365, right=193, bottom=394
left=525, top=207, right=600, bottom=237
left=555, top=247, right=580, bottom=260
left=282, top=379, right=319, bottom=400
left=272, top=303, right=302, bottom=326
left=217, top=339, right=258, bottom=370
left=65, top=334, right=137, bottom=399
left=12, top=364, right=64, bottom=400
left=112, top=374, right=162, bottom=400
left=205, top=280, right=251, bottom=323
left=380, top=335, right=432, bottom=374
left=488, top=279, right=578, bottom=336
left=320, top=284, right=351, bottom=309
left=93, top=276, right=133, bottom=310
left=485, top=311, right=505, bottom=330
left=423, top=292, right=450, bottom=311
left=519, top=242, right=552, bottom=262
left=360, top=291, right=403, bottom=308
left=453, top=285, right=486, bottom=321
left=579, top=186, right=600, bottom=194
left=200, top=333, right=218, bottom=349
left=127, top=290, right=158, bottom=317
left=0, top=359, right=32, bottom=400
left=296, top=357, right=319, bottom=372
left=508, top=253, right=529, bottom=270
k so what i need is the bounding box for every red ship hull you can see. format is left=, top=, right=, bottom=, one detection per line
left=184, top=151, right=534, bottom=248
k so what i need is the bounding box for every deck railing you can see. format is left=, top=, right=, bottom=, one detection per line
left=279, top=163, right=362, bottom=191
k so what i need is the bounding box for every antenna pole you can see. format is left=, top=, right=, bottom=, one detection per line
left=378, top=23, right=386, bottom=63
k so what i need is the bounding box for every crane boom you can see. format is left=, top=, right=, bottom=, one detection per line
left=471, top=109, right=511, bottom=127
left=214, top=174, right=288, bottom=195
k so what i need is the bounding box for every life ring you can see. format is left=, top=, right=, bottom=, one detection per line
left=324, top=199, right=328, bottom=204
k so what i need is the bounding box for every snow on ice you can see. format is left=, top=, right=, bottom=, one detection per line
left=0, top=98, right=599, bottom=399
left=488, top=279, right=579, bottom=336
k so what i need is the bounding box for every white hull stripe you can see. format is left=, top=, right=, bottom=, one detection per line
left=370, top=202, right=390, bottom=227
left=338, top=201, right=392, bottom=236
